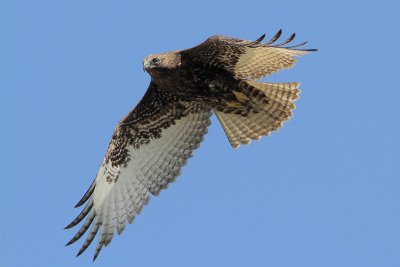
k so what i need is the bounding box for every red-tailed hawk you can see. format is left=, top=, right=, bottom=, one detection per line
left=65, top=30, right=316, bottom=260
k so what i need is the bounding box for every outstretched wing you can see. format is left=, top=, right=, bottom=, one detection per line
left=65, top=82, right=212, bottom=260
left=183, top=29, right=317, bottom=80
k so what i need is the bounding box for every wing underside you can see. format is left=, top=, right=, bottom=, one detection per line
left=66, top=83, right=212, bottom=260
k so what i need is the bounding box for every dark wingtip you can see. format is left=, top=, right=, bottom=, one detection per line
left=267, top=32, right=318, bottom=52
left=75, top=179, right=96, bottom=208
left=93, top=253, right=99, bottom=262
left=93, top=243, right=104, bottom=261
left=264, top=29, right=283, bottom=46
left=74, top=195, right=88, bottom=208
left=254, top=33, right=266, bottom=43
left=294, top=46, right=318, bottom=52
left=76, top=246, right=87, bottom=257
left=65, top=239, right=74, bottom=246
left=247, top=34, right=265, bottom=47
left=273, top=33, right=296, bottom=47
left=64, top=223, right=74, bottom=230
left=285, top=40, right=307, bottom=49
left=65, top=200, right=94, bottom=230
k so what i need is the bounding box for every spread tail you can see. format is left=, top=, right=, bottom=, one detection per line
left=215, top=80, right=300, bottom=148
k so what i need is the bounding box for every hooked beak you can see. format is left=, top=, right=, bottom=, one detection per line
left=142, top=54, right=155, bottom=72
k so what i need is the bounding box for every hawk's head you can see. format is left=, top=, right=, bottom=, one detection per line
left=143, top=52, right=181, bottom=76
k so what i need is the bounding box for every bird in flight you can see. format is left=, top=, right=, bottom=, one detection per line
left=65, top=30, right=316, bottom=260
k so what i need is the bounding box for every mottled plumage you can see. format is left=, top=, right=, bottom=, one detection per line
left=66, top=30, right=316, bottom=260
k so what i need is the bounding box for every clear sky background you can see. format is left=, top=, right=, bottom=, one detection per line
left=1, top=0, right=399, bottom=266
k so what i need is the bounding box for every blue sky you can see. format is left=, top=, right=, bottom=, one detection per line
left=1, top=0, right=399, bottom=266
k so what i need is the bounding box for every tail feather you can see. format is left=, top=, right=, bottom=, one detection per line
left=247, top=80, right=300, bottom=98
left=216, top=80, right=300, bottom=148
left=215, top=111, right=278, bottom=148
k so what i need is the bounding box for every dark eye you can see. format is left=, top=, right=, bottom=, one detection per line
left=152, top=58, right=161, bottom=65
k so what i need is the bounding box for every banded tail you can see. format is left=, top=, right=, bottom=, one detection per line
left=215, top=80, right=300, bottom=148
